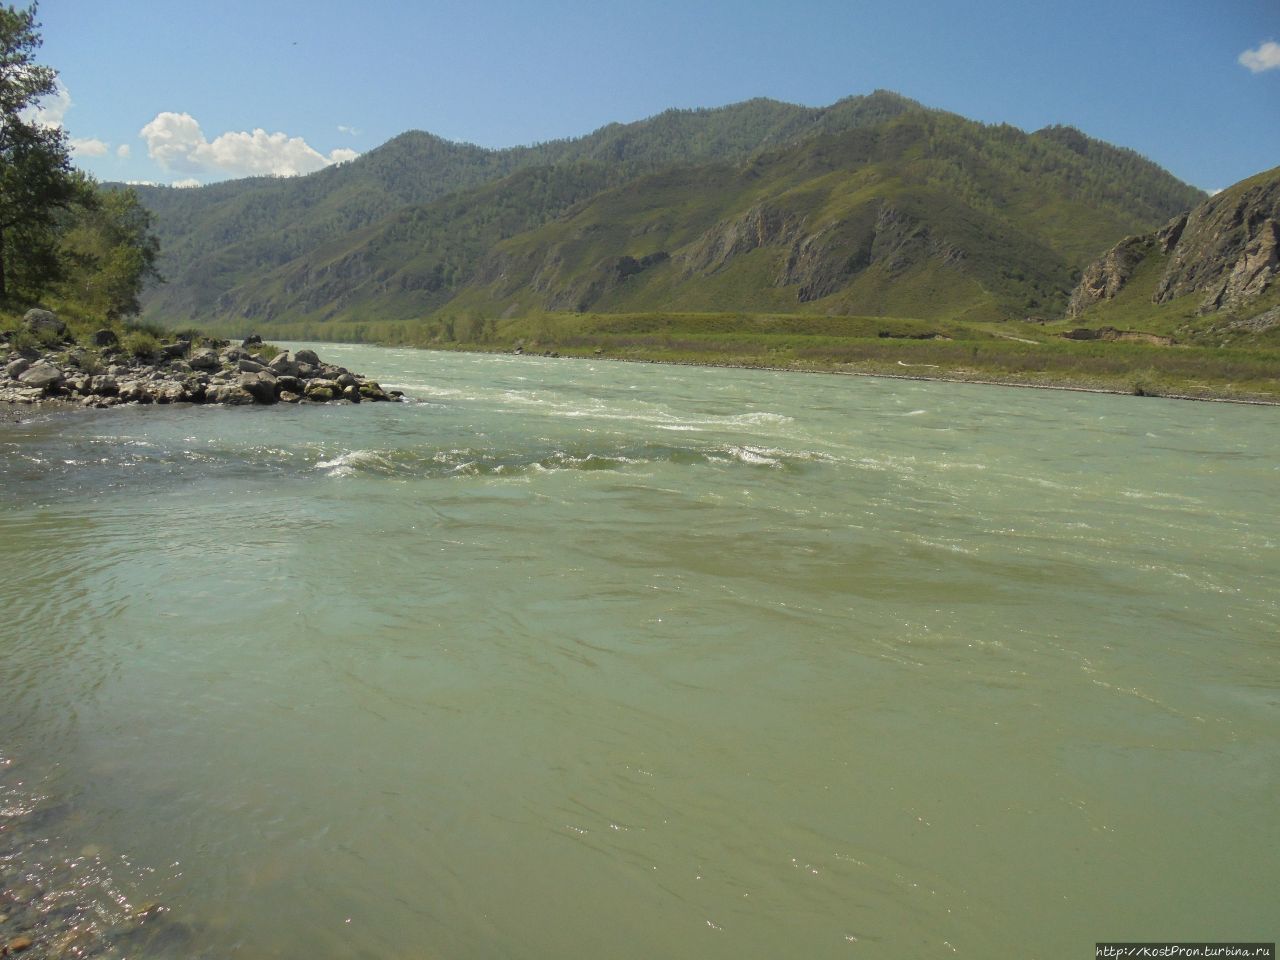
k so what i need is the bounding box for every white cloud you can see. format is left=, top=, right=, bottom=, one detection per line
left=338, top=124, right=360, bottom=136
left=1239, top=40, right=1280, bottom=73
left=25, top=79, right=72, bottom=128
left=138, top=112, right=206, bottom=171
left=23, top=82, right=119, bottom=164
left=70, top=137, right=110, bottom=158
left=171, top=178, right=202, bottom=189
left=140, top=111, right=360, bottom=178
left=116, top=144, right=131, bottom=159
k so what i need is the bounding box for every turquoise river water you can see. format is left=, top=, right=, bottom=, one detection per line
left=1, top=344, right=1277, bottom=958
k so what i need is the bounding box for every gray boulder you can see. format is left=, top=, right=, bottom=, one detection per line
left=91, top=375, right=118, bottom=396
left=267, top=351, right=299, bottom=376
left=23, top=308, right=64, bottom=338
left=150, top=381, right=186, bottom=404
left=239, top=371, right=278, bottom=404
left=205, top=383, right=255, bottom=405
left=304, top=379, right=338, bottom=401
left=292, top=348, right=320, bottom=367
left=18, top=361, right=64, bottom=390
left=189, top=348, right=220, bottom=370
left=238, top=357, right=267, bottom=374
left=116, top=380, right=148, bottom=403
left=5, top=358, right=31, bottom=379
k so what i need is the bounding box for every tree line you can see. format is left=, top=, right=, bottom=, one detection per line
left=0, top=2, right=159, bottom=320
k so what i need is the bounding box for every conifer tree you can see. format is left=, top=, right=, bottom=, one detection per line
left=0, top=2, right=76, bottom=300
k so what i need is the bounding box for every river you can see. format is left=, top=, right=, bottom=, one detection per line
left=1, top=344, right=1276, bottom=958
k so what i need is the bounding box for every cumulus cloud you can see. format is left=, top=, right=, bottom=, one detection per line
left=1239, top=40, right=1280, bottom=73
left=140, top=111, right=360, bottom=178
left=25, top=79, right=72, bottom=128
left=171, top=178, right=202, bottom=189
left=70, top=137, right=109, bottom=158
left=116, top=144, right=131, bottom=159
left=23, top=82, right=120, bottom=161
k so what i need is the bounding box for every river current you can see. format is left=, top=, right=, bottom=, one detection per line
left=1, top=345, right=1277, bottom=958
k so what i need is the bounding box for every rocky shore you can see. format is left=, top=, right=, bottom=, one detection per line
left=1, top=310, right=403, bottom=415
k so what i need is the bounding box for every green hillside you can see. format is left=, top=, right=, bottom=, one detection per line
left=167, top=104, right=1198, bottom=330
left=139, top=96, right=1203, bottom=332
left=137, top=92, right=925, bottom=322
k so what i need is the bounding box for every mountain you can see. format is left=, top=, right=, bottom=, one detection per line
left=444, top=112, right=1202, bottom=323
left=135, top=92, right=921, bottom=320
left=1067, top=166, right=1280, bottom=344
left=133, top=93, right=1204, bottom=331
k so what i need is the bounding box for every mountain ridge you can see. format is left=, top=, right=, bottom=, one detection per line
left=128, top=92, right=1205, bottom=331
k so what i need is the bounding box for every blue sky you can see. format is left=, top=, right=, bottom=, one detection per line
left=34, top=0, right=1279, bottom=193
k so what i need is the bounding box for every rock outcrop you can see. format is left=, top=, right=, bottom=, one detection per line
left=679, top=200, right=968, bottom=305
left=1066, top=235, right=1153, bottom=317
left=679, top=203, right=804, bottom=277
left=1, top=323, right=403, bottom=410
left=1068, top=166, right=1280, bottom=319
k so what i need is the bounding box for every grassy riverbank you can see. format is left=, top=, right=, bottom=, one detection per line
left=196, top=311, right=1280, bottom=403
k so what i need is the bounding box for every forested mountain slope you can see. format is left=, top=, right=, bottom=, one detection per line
left=442, top=112, right=1204, bottom=323
left=136, top=92, right=920, bottom=320
left=134, top=93, right=1204, bottom=329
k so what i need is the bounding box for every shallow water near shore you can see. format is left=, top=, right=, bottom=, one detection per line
left=1, top=344, right=1277, bottom=958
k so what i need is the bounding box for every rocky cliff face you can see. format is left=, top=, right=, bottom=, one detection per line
left=678, top=200, right=966, bottom=305
left=678, top=203, right=804, bottom=277
left=1068, top=167, right=1280, bottom=318
left=1066, top=235, right=1156, bottom=317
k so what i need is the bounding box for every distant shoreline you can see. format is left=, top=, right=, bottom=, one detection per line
left=366, top=342, right=1280, bottom=407
left=5, top=343, right=1277, bottom=423
left=591, top=354, right=1280, bottom=405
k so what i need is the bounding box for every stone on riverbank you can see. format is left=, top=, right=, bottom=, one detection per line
left=188, top=348, right=220, bottom=370
left=3, top=320, right=403, bottom=411
left=23, top=308, right=64, bottom=339
left=17, top=361, right=63, bottom=390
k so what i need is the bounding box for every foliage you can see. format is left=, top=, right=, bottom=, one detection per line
left=56, top=183, right=161, bottom=319
left=0, top=1, right=77, bottom=300
left=121, top=328, right=160, bottom=359
left=142, top=91, right=1208, bottom=330
left=0, top=7, right=161, bottom=323
left=135, top=95, right=1205, bottom=331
